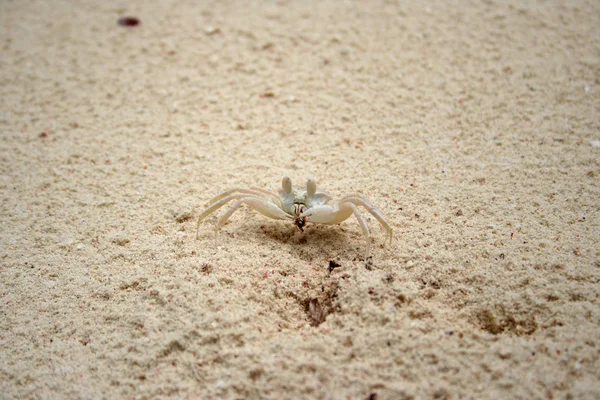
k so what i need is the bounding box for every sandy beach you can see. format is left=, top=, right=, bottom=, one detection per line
left=1, top=0, right=599, bottom=398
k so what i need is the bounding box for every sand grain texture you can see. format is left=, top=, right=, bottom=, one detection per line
left=1, top=1, right=599, bottom=399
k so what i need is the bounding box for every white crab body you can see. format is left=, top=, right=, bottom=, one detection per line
left=196, top=177, right=393, bottom=255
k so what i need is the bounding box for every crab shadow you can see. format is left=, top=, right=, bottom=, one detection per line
left=257, top=221, right=360, bottom=261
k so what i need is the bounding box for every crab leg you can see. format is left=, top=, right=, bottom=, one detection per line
left=339, top=196, right=393, bottom=246
left=250, top=187, right=280, bottom=203
left=348, top=203, right=371, bottom=256
left=208, top=188, right=279, bottom=205
left=196, top=193, right=265, bottom=239
left=213, top=197, right=293, bottom=243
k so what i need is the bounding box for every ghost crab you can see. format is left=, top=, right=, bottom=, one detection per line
left=195, top=177, right=393, bottom=254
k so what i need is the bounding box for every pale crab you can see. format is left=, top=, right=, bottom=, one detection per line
left=195, top=177, right=393, bottom=254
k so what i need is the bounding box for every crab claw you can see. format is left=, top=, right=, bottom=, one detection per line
left=300, top=205, right=336, bottom=224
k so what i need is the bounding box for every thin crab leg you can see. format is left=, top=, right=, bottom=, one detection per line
left=250, top=186, right=280, bottom=202
left=196, top=193, right=266, bottom=239
left=339, top=196, right=393, bottom=246
left=208, top=188, right=279, bottom=205
left=339, top=193, right=375, bottom=206
left=348, top=203, right=371, bottom=256
left=213, top=197, right=293, bottom=243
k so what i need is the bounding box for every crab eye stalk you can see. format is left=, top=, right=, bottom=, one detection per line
left=282, top=176, right=292, bottom=194
left=306, top=179, right=317, bottom=198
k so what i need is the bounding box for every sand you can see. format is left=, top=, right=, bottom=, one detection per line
left=1, top=0, right=599, bottom=398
